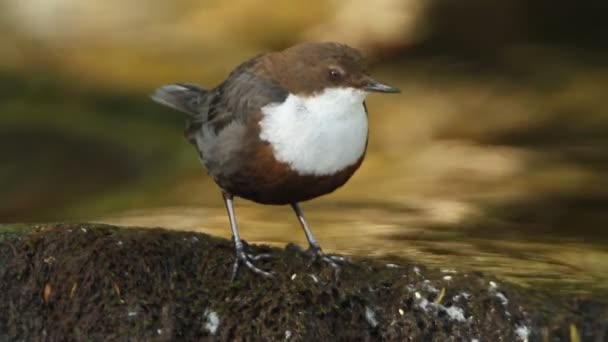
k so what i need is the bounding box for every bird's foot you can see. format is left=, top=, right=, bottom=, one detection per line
left=246, top=252, right=273, bottom=261
left=289, top=243, right=349, bottom=275
left=231, top=244, right=274, bottom=281
left=307, top=245, right=348, bottom=270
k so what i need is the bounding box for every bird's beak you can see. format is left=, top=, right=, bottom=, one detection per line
left=364, top=78, right=401, bottom=93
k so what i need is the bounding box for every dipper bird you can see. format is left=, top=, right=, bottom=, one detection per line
left=151, top=42, right=399, bottom=279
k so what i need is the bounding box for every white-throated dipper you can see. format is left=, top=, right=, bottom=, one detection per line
left=151, top=42, right=399, bottom=279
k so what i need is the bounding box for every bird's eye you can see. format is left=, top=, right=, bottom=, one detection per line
left=328, top=68, right=343, bottom=81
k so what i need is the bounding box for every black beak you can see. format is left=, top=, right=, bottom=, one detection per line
left=364, top=78, right=401, bottom=93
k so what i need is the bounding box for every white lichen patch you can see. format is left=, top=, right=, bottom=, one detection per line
left=203, top=309, right=220, bottom=335
left=453, top=292, right=471, bottom=302
left=364, top=306, right=378, bottom=328
left=515, top=325, right=530, bottom=341
left=444, top=306, right=465, bottom=322
left=488, top=281, right=510, bottom=316
left=386, top=263, right=400, bottom=268
left=415, top=292, right=466, bottom=322
left=496, top=292, right=508, bottom=306
left=418, top=297, right=430, bottom=311
left=307, top=274, right=318, bottom=283
left=443, top=275, right=453, bottom=281
left=422, top=280, right=439, bottom=293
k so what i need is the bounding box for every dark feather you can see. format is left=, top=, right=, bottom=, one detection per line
left=187, top=54, right=288, bottom=136
left=151, top=54, right=288, bottom=148
left=150, top=83, right=207, bottom=116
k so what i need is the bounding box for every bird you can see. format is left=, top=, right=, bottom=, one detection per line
left=151, top=42, right=399, bottom=279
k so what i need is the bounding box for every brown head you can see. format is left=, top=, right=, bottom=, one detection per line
left=261, top=42, right=400, bottom=96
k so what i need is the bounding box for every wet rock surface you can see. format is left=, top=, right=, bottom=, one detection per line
left=0, top=223, right=606, bottom=341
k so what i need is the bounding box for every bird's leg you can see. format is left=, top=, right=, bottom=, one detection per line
left=291, top=203, right=348, bottom=270
left=222, top=192, right=273, bottom=280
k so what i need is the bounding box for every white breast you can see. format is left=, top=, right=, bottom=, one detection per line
left=259, top=87, right=369, bottom=176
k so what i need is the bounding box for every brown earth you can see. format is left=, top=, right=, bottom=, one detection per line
left=0, top=223, right=606, bottom=341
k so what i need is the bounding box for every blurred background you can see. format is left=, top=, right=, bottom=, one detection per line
left=1, top=0, right=607, bottom=294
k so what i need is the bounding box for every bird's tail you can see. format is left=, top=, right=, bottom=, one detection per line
left=150, top=83, right=208, bottom=116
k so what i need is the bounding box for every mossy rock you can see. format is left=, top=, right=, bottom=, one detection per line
left=0, top=223, right=605, bottom=340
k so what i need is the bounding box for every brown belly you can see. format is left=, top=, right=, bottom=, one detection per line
left=215, top=141, right=364, bottom=205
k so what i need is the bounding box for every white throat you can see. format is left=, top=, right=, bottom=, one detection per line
left=259, top=87, right=368, bottom=176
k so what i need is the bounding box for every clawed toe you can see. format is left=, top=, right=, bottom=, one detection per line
left=246, top=253, right=273, bottom=261
left=231, top=249, right=274, bottom=281
left=328, top=254, right=348, bottom=263
left=306, top=245, right=349, bottom=270
left=318, top=254, right=348, bottom=269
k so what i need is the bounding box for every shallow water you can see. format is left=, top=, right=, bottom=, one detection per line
left=98, top=174, right=608, bottom=295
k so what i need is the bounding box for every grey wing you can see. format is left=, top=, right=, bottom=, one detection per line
left=188, top=71, right=289, bottom=180
left=188, top=71, right=289, bottom=179
left=152, top=52, right=288, bottom=146
left=200, top=70, right=289, bottom=135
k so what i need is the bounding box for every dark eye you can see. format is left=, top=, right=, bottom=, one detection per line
left=328, top=68, right=343, bottom=81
